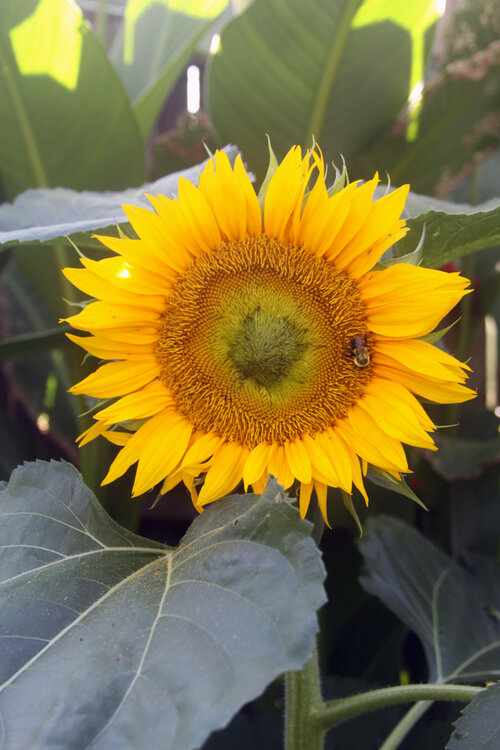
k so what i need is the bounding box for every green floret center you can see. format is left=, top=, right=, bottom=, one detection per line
left=228, top=308, right=308, bottom=388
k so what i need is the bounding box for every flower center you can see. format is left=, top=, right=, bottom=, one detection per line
left=155, top=234, right=373, bottom=446
left=229, top=308, right=308, bottom=388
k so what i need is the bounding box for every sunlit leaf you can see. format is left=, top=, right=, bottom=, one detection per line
left=0, top=461, right=325, bottom=750
left=207, top=0, right=437, bottom=178
left=359, top=515, right=500, bottom=683
left=110, top=0, right=228, bottom=140
left=0, top=0, right=145, bottom=199
left=356, top=0, right=500, bottom=195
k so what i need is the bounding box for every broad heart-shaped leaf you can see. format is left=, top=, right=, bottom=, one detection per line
left=110, top=0, right=228, bottom=141
left=0, top=149, right=237, bottom=251
left=355, top=0, right=500, bottom=195
left=0, top=0, right=145, bottom=200
left=446, top=681, right=500, bottom=750
left=359, top=516, right=500, bottom=684
left=0, top=461, right=325, bottom=750
left=206, top=0, right=437, bottom=179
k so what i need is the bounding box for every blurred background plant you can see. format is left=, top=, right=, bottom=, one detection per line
left=0, top=0, right=499, bottom=747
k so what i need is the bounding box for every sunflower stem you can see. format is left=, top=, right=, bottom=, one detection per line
left=310, top=684, right=481, bottom=733
left=284, top=639, right=325, bottom=750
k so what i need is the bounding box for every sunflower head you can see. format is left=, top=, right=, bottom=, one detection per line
left=63, top=145, right=474, bottom=524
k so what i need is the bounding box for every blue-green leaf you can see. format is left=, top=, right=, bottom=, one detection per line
left=446, top=681, right=500, bottom=750
left=359, top=516, right=500, bottom=683
left=0, top=461, right=325, bottom=750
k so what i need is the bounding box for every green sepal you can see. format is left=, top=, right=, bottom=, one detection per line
left=419, top=318, right=459, bottom=344
left=327, top=154, right=349, bottom=196
left=366, top=467, right=428, bottom=510
left=257, top=135, right=279, bottom=209
left=341, top=490, right=363, bottom=537
left=376, top=224, right=425, bottom=268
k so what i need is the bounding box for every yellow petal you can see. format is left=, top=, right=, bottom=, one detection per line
left=181, top=431, right=225, bottom=469
left=314, top=481, right=330, bottom=527
left=375, top=338, right=470, bottom=380
left=198, top=151, right=248, bottom=241
left=66, top=332, right=154, bottom=361
left=347, top=405, right=409, bottom=471
left=94, top=381, right=174, bottom=424
left=76, top=419, right=108, bottom=447
left=319, top=430, right=353, bottom=492
left=299, top=481, right=314, bottom=517
left=358, top=397, right=436, bottom=450
left=365, top=378, right=435, bottom=431
left=64, top=300, right=161, bottom=332
left=267, top=443, right=294, bottom=489
left=375, top=363, right=476, bottom=404
left=197, top=442, right=249, bottom=506
left=252, top=475, right=269, bottom=495
left=284, top=438, right=312, bottom=484
left=326, top=175, right=379, bottom=263
left=264, top=146, right=311, bottom=242
left=339, top=185, right=409, bottom=272
left=123, top=203, right=193, bottom=273
left=81, top=256, right=173, bottom=296
left=175, top=176, right=222, bottom=253
left=233, top=154, right=262, bottom=236
left=62, top=266, right=165, bottom=312
left=70, top=360, right=160, bottom=398
left=132, top=413, right=193, bottom=496
left=302, top=433, right=338, bottom=485
left=243, top=442, right=272, bottom=490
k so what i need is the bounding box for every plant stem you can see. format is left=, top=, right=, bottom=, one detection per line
left=310, top=683, right=482, bottom=732
left=97, top=0, right=108, bottom=48
left=377, top=701, right=431, bottom=750
left=285, top=640, right=325, bottom=750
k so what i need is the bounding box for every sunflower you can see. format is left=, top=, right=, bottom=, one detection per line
left=63, top=146, right=474, bottom=523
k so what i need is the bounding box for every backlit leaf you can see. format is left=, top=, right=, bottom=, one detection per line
left=0, top=0, right=145, bottom=199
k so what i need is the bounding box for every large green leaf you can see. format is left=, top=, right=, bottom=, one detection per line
left=359, top=516, right=500, bottom=684
left=0, top=461, right=325, bottom=749
left=355, top=0, right=500, bottom=194
left=446, top=681, right=500, bottom=750
left=110, top=0, right=228, bottom=141
left=392, top=200, right=500, bottom=269
left=206, top=0, right=437, bottom=178
left=0, top=0, right=145, bottom=199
